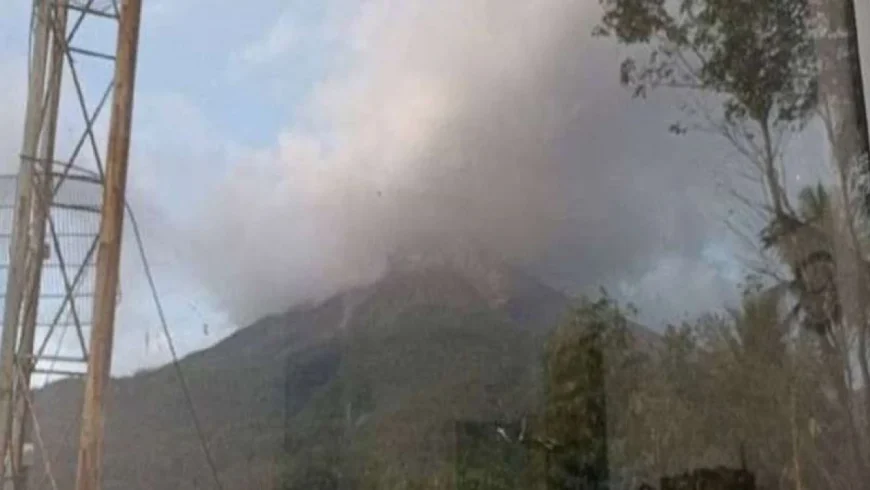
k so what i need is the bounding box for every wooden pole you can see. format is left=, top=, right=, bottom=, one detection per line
left=73, top=1, right=141, bottom=489
left=0, top=0, right=52, bottom=478
left=10, top=3, right=68, bottom=489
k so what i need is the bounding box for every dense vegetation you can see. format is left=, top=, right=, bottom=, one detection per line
left=584, top=0, right=870, bottom=488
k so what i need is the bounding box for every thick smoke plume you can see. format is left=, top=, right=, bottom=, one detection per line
left=187, top=0, right=725, bottom=324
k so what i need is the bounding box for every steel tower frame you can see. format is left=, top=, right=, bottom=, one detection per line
left=0, top=2, right=141, bottom=489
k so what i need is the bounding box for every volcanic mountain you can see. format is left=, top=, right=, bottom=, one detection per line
left=30, top=251, right=655, bottom=489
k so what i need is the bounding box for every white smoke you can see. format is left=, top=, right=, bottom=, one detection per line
left=184, top=0, right=726, bottom=324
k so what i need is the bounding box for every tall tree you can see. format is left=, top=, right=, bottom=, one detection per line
left=544, top=295, right=628, bottom=489
left=595, top=0, right=818, bottom=218
left=765, top=184, right=870, bottom=485
left=596, top=0, right=870, bottom=484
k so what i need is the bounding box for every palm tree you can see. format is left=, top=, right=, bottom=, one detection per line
left=759, top=185, right=849, bottom=359
left=762, top=185, right=838, bottom=336
left=761, top=183, right=869, bottom=485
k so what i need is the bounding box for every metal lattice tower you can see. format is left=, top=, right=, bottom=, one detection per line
left=0, top=1, right=141, bottom=489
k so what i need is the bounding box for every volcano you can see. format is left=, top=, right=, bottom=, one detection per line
left=30, top=254, right=655, bottom=489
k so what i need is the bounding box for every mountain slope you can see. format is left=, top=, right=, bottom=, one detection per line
left=29, top=260, right=649, bottom=489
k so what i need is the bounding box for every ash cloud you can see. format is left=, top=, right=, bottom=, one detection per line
left=186, top=0, right=735, bottom=325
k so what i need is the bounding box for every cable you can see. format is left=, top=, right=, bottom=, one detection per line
left=125, top=203, right=225, bottom=490
left=45, top=309, right=71, bottom=385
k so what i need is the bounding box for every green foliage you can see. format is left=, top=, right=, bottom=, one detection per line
left=544, top=294, right=634, bottom=489
left=455, top=422, right=528, bottom=490
left=797, top=183, right=831, bottom=223
left=541, top=288, right=842, bottom=489
left=596, top=0, right=818, bottom=130
left=592, top=2, right=869, bottom=478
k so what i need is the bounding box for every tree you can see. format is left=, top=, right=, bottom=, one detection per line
left=544, top=294, right=631, bottom=489
left=596, top=1, right=870, bottom=484
left=595, top=0, right=818, bottom=218
left=593, top=0, right=867, bottom=376
left=763, top=183, right=870, bottom=486
left=814, top=0, right=870, bottom=212
left=539, top=285, right=862, bottom=489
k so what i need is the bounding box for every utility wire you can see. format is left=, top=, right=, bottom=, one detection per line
left=125, top=203, right=225, bottom=490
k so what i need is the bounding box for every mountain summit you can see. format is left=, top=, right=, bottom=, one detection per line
left=384, top=243, right=522, bottom=307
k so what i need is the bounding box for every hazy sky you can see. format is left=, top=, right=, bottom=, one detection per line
left=0, top=0, right=869, bottom=376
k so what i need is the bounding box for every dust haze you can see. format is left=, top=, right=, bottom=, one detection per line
left=186, top=0, right=736, bottom=325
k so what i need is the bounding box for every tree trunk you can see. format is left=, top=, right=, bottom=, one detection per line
left=760, top=119, right=785, bottom=218
left=820, top=335, right=865, bottom=488
left=789, top=379, right=803, bottom=490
